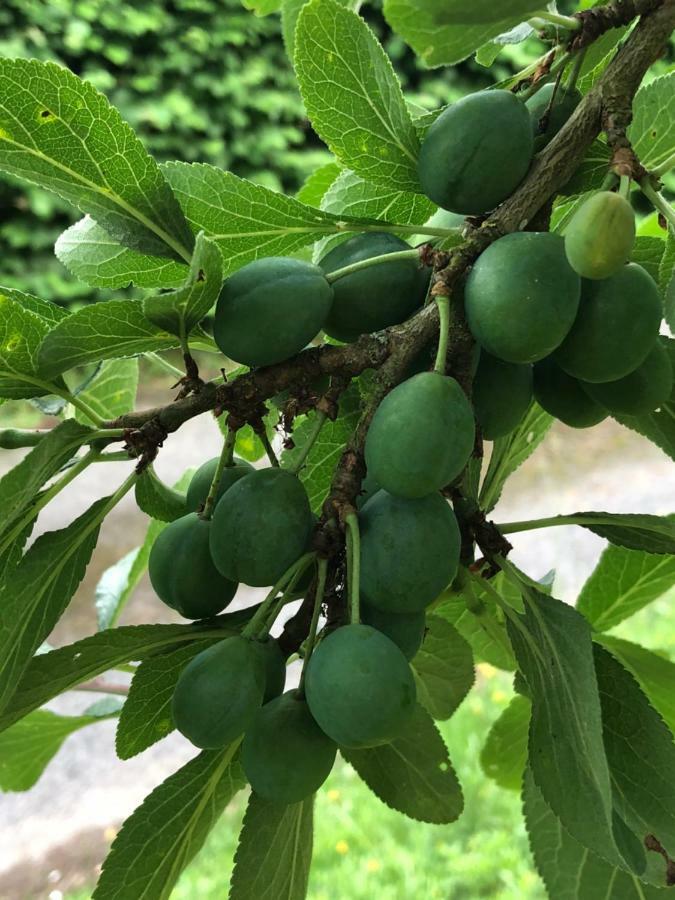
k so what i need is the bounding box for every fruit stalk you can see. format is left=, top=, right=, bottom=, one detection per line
left=434, top=295, right=450, bottom=375
left=242, top=551, right=317, bottom=639
left=323, top=249, right=421, bottom=285
left=531, top=10, right=582, bottom=30
left=640, top=178, right=675, bottom=230
left=345, top=513, right=361, bottom=625
left=201, top=427, right=236, bottom=520
left=298, top=557, right=328, bottom=694
left=288, top=410, right=327, bottom=475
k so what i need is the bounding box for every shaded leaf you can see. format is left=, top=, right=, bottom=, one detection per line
left=479, top=403, right=553, bottom=513
left=383, top=0, right=519, bottom=68
left=595, top=645, right=675, bottom=860
left=572, top=512, right=675, bottom=555
left=341, top=704, right=463, bottom=824
left=480, top=694, right=530, bottom=791
left=631, top=236, right=666, bottom=285
left=435, top=580, right=516, bottom=671
left=74, top=358, right=139, bottom=424
left=0, top=285, right=67, bottom=326
left=94, top=745, right=246, bottom=899
left=0, top=498, right=108, bottom=714
left=507, top=590, right=619, bottom=865
left=412, top=616, right=474, bottom=720
left=143, top=231, right=223, bottom=337
left=95, top=547, right=141, bottom=631
left=614, top=339, right=675, bottom=461
left=116, top=640, right=212, bottom=760
left=281, top=385, right=361, bottom=511
left=0, top=707, right=118, bottom=791
left=0, top=294, right=59, bottom=399
left=134, top=465, right=188, bottom=523
left=597, top=636, right=675, bottom=738
left=229, top=793, right=314, bottom=900
left=0, top=620, right=245, bottom=734
left=524, top=769, right=670, bottom=899
left=55, top=216, right=188, bottom=290
left=0, top=418, right=91, bottom=548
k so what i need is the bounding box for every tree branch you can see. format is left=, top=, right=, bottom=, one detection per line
left=107, top=0, right=673, bottom=502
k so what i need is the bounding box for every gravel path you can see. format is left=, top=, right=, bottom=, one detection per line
left=0, top=412, right=673, bottom=898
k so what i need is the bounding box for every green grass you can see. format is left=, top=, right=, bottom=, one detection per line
left=66, top=594, right=675, bottom=899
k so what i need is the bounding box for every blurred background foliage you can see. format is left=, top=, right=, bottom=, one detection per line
left=0, top=0, right=541, bottom=306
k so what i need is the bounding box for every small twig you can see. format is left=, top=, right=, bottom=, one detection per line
left=73, top=678, right=129, bottom=696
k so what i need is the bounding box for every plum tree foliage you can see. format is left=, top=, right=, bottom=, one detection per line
left=0, top=1, right=673, bottom=897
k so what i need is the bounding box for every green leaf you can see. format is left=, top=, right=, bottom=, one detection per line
left=659, top=232, right=675, bottom=297
left=480, top=694, right=530, bottom=790
left=0, top=622, right=243, bottom=734
left=614, top=339, right=675, bottom=461
left=0, top=706, right=119, bottom=792
left=0, top=285, right=68, bottom=326
left=97, top=469, right=195, bottom=629
left=164, top=162, right=353, bottom=277
left=577, top=25, right=630, bottom=94
left=479, top=403, right=554, bottom=513
left=507, top=590, right=619, bottom=865
left=475, top=42, right=502, bottom=67
left=134, top=465, right=188, bottom=523
left=230, top=793, right=314, bottom=900
left=628, top=73, right=675, bottom=174
left=383, top=0, right=517, bottom=68
left=420, top=0, right=540, bottom=24
left=631, top=236, right=666, bottom=285
left=94, top=744, right=246, bottom=899
left=116, top=641, right=212, bottom=760
left=0, top=59, right=193, bottom=261
left=0, top=418, right=91, bottom=548
left=38, top=299, right=181, bottom=378
left=95, top=547, right=141, bottom=630
left=0, top=294, right=59, bottom=399
left=435, top=580, right=516, bottom=671
left=666, top=274, right=675, bottom=334
left=314, top=168, right=434, bottom=259
left=595, top=644, right=675, bottom=860
left=295, top=0, right=421, bottom=191
left=341, top=704, right=463, bottom=824
left=412, top=616, right=474, bottom=720
left=577, top=542, right=675, bottom=632
left=597, top=636, right=675, bottom=738
left=558, top=141, right=612, bottom=199
left=74, top=358, right=139, bottom=424
left=281, top=384, right=361, bottom=511
left=524, top=769, right=669, bottom=900
left=55, top=216, right=188, bottom=289
left=296, top=162, right=342, bottom=208
left=572, top=512, right=675, bottom=555
left=143, top=232, right=223, bottom=337
left=0, top=497, right=108, bottom=714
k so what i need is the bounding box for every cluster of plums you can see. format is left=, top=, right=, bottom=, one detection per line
left=148, top=447, right=443, bottom=803
left=145, top=83, right=670, bottom=804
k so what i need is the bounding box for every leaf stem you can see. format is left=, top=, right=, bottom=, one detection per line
left=201, top=427, right=236, bottom=520
left=345, top=513, right=361, bottom=625
left=324, top=249, right=420, bottom=284
left=653, top=150, right=675, bottom=178
left=531, top=10, right=581, bottom=30
left=434, top=295, right=450, bottom=374
left=242, top=552, right=317, bottom=639
left=257, top=555, right=317, bottom=639
left=288, top=410, right=327, bottom=475
left=257, top=428, right=279, bottom=467
left=0, top=448, right=100, bottom=557
left=497, top=513, right=634, bottom=534
left=144, top=352, right=185, bottom=380
left=566, top=47, right=587, bottom=91
left=619, top=174, right=632, bottom=199
left=298, top=557, right=328, bottom=695
left=639, top=178, right=675, bottom=230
